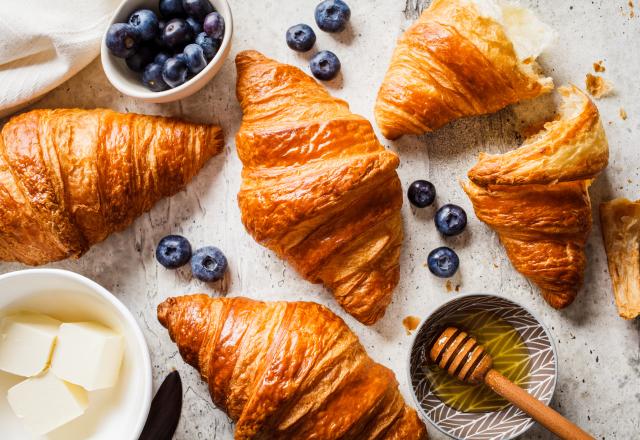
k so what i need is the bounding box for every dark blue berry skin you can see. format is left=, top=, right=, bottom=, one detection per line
left=427, top=247, right=459, bottom=278
left=195, top=32, right=220, bottom=60
left=203, top=12, right=225, bottom=39
left=310, top=51, right=341, bottom=81
left=408, top=180, right=436, bottom=208
left=286, top=24, right=316, bottom=52
left=155, top=235, right=192, bottom=268
left=163, top=18, right=193, bottom=49
left=128, top=9, right=159, bottom=41
left=185, top=17, right=203, bottom=34
left=159, top=0, right=185, bottom=18
left=154, top=52, right=170, bottom=65
left=143, top=63, right=170, bottom=91
left=435, top=204, right=467, bottom=236
left=182, top=0, right=213, bottom=19
left=182, top=44, right=207, bottom=74
left=191, top=246, right=227, bottom=282
left=315, top=0, right=351, bottom=33
left=155, top=20, right=167, bottom=47
left=106, top=23, right=141, bottom=58
left=162, top=57, right=189, bottom=87
left=125, top=45, right=156, bottom=72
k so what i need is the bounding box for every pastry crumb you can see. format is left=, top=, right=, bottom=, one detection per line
left=455, top=284, right=461, bottom=292
left=630, top=0, right=635, bottom=18
left=445, top=280, right=453, bottom=292
left=593, top=61, right=606, bottom=72
left=402, top=316, right=421, bottom=335
left=620, top=108, right=628, bottom=120
left=586, top=74, right=613, bottom=99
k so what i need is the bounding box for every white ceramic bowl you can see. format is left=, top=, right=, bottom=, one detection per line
left=0, top=269, right=152, bottom=440
left=101, top=0, right=233, bottom=102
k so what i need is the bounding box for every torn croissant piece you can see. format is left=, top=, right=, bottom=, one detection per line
left=158, top=295, right=428, bottom=439
left=463, top=86, right=609, bottom=309
left=235, top=50, right=403, bottom=325
left=0, top=109, right=223, bottom=265
left=600, top=199, right=640, bottom=319
left=375, top=0, right=554, bottom=140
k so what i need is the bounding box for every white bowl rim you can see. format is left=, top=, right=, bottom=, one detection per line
left=0, top=268, right=153, bottom=440
left=405, top=292, right=558, bottom=440
left=100, top=0, right=233, bottom=100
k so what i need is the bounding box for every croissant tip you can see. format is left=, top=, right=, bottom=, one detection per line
left=157, top=297, right=178, bottom=329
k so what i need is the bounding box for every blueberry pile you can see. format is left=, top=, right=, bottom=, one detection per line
left=106, top=0, right=225, bottom=92
left=285, top=0, right=351, bottom=81
left=408, top=179, right=468, bottom=278
left=156, top=235, right=227, bottom=282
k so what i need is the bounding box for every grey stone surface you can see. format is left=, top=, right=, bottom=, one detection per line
left=1, top=0, right=639, bottom=438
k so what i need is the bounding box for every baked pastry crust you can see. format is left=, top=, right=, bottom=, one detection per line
left=600, top=198, right=640, bottom=319
left=158, top=294, right=428, bottom=440
left=0, top=109, right=223, bottom=265
left=374, top=0, right=553, bottom=140
left=235, top=50, right=403, bottom=325
left=463, top=86, right=609, bottom=308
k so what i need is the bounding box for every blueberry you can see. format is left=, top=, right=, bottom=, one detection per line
left=195, top=32, right=220, bottom=60
left=143, top=63, right=170, bottom=92
left=435, top=204, right=467, bottom=236
left=154, top=52, right=170, bottom=65
left=106, top=23, right=140, bottom=58
left=182, top=44, right=207, bottom=74
left=427, top=247, right=460, bottom=278
left=163, top=18, right=193, bottom=49
left=185, top=16, right=203, bottom=34
left=159, top=0, right=185, bottom=18
left=309, top=50, right=341, bottom=81
left=408, top=180, right=436, bottom=208
left=128, top=9, right=159, bottom=41
left=182, top=0, right=213, bottom=19
left=203, top=12, right=225, bottom=39
left=125, top=45, right=156, bottom=72
left=155, top=235, right=192, bottom=268
left=286, top=24, right=316, bottom=52
left=315, top=0, right=351, bottom=33
left=191, top=246, right=227, bottom=282
left=162, top=57, right=189, bottom=87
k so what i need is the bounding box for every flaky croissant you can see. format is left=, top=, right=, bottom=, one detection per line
left=600, top=198, right=640, bottom=320
left=158, top=294, right=428, bottom=439
left=374, top=0, right=554, bottom=140
left=0, top=109, right=223, bottom=265
left=235, top=50, right=403, bottom=325
left=463, top=86, right=609, bottom=308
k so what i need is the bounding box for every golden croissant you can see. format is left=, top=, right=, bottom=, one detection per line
left=0, top=109, right=223, bottom=265
left=235, top=50, right=403, bottom=325
left=463, top=86, right=609, bottom=308
left=600, top=198, right=640, bottom=320
left=158, top=294, right=428, bottom=439
left=375, top=0, right=554, bottom=140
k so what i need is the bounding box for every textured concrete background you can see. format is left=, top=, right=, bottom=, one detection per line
left=1, top=0, right=639, bottom=438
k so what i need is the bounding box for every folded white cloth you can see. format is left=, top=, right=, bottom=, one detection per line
left=0, top=0, right=121, bottom=117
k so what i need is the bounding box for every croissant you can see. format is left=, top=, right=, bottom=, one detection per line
left=463, top=86, right=609, bottom=308
left=157, top=294, right=428, bottom=439
left=0, top=108, right=223, bottom=265
left=600, top=198, right=640, bottom=319
left=235, top=50, right=403, bottom=325
left=374, top=0, right=554, bottom=140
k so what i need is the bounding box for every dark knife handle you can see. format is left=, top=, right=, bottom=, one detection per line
left=139, top=370, right=183, bottom=440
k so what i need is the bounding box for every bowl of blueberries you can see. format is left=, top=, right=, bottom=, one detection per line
left=101, top=0, right=232, bottom=102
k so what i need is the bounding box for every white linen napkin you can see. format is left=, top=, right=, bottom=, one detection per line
left=0, top=0, right=121, bottom=117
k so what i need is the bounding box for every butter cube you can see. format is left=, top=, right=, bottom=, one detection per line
left=51, top=322, right=124, bottom=390
left=0, top=314, right=61, bottom=377
left=7, top=371, right=88, bottom=435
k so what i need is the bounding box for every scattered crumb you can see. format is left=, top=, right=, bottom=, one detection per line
left=630, top=0, right=635, bottom=18
left=455, top=284, right=461, bottom=292
left=446, top=280, right=453, bottom=292
left=593, top=61, right=606, bottom=73
left=586, top=74, right=613, bottom=99
left=402, top=316, right=421, bottom=335
left=493, top=263, right=499, bottom=268
left=620, top=108, right=628, bottom=120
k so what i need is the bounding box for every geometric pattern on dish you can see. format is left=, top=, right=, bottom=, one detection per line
left=409, top=295, right=556, bottom=440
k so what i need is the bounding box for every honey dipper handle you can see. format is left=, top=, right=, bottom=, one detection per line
left=484, top=369, right=594, bottom=440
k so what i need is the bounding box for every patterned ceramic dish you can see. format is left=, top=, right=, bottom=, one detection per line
left=408, top=294, right=557, bottom=440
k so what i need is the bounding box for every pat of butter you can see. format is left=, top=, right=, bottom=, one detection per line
left=51, top=322, right=124, bottom=391
left=0, top=314, right=61, bottom=377
left=7, top=371, right=88, bottom=435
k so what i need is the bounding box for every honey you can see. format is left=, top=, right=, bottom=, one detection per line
left=424, top=311, right=530, bottom=413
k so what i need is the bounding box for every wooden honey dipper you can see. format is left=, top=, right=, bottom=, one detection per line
left=430, top=327, right=594, bottom=440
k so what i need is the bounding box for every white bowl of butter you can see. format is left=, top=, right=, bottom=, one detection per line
left=0, top=269, right=152, bottom=440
